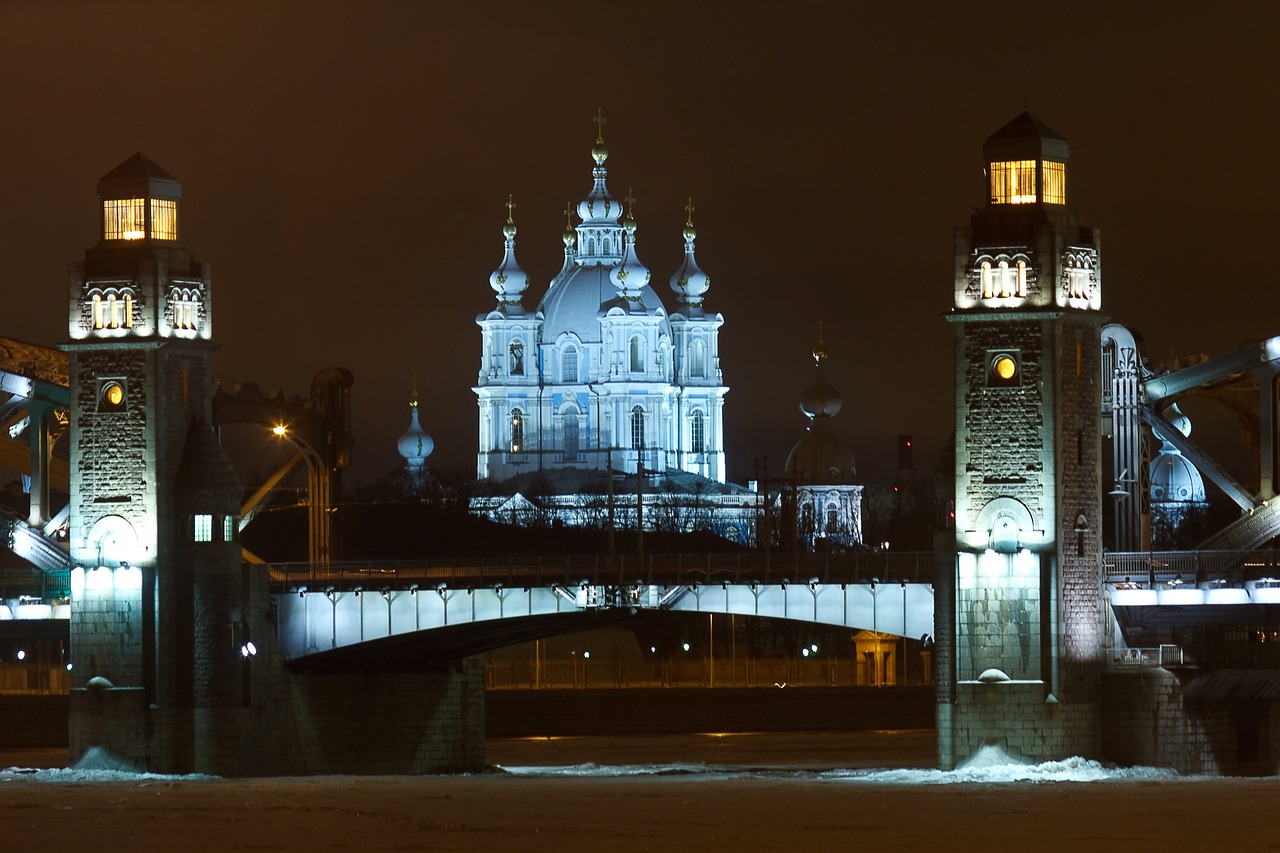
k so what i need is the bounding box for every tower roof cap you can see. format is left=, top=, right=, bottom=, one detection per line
left=983, top=111, right=1070, bottom=163
left=97, top=152, right=182, bottom=201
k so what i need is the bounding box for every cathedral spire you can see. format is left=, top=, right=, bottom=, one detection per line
left=489, top=194, right=529, bottom=307
left=669, top=197, right=710, bottom=307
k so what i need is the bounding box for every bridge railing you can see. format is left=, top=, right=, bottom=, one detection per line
left=267, top=551, right=937, bottom=592
left=1105, top=550, right=1280, bottom=586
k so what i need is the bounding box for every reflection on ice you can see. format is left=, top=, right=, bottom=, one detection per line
left=501, top=750, right=1178, bottom=785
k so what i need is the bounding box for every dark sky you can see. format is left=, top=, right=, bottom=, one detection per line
left=2, top=1, right=1277, bottom=490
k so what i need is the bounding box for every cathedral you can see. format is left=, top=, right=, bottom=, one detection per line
left=470, top=116, right=757, bottom=540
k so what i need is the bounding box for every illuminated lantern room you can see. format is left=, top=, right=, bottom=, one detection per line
left=983, top=112, right=1069, bottom=207
left=97, top=152, right=181, bottom=243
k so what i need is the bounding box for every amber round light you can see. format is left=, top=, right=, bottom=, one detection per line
left=993, top=356, right=1017, bottom=381
left=102, top=382, right=124, bottom=406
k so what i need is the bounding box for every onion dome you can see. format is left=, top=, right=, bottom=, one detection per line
left=610, top=194, right=650, bottom=302
left=489, top=195, right=528, bottom=305
left=786, top=325, right=857, bottom=484
left=1149, top=404, right=1205, bottom=503
left=670, top=198, right=710, bottom=307
left=397, top=385, right=434, bottom=473
left=799, top=328, right=842, bottom=419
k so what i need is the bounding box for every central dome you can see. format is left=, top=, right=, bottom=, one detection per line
left=539, top=265, right=669, bottom=343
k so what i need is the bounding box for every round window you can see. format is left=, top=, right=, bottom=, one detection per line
left=101, top=381, right=124, bottom=407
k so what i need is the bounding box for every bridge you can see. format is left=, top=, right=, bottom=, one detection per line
left=270, top=553, right=937, bottom=670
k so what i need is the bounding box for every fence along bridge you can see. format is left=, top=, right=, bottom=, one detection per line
left=272, top=552, right=937, bottom=670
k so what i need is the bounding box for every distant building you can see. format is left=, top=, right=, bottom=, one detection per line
left=470, top=114, right=755, bottom=540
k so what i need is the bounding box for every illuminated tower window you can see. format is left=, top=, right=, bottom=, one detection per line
left=193, top=514, right=213, bottom=542
left=509, top=340, right=524, bottom=376
left=691, top=410, right=706, bottom=453
left=149, top=199, right=178, bottom=240
left=107, top=294, right=119, bottom=329
left=103, top=198, right=147, bottom=240
left=123, top=293, right=133, bottom=328
left=92, top=294, right=104, bottom=329
left=990, top=160, right=1037, bottom=204
left=981, top=262, right=994, bottom=299
left=1042, top=160, right=1066, bottom=204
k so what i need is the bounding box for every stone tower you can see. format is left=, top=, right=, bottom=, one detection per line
left=938, top=114, right=1104, bottom=767
left=64, top=154, right=243, bottom=771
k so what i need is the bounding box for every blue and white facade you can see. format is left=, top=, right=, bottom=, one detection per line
left=474, top=129, right=727, bottom=485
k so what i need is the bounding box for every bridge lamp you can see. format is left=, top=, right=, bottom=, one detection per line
left=272, top=423, right=288, bottom=437
left=65, top=663, right=73, bottom=672
left=16, top=650, right=25, bottom=661
left=810, top=644, right=818, bottom=653
left=240, top=642, right=257, bottom=658
left=582, top=651, right=590, bottom=659
left=802, top=648, right=810, bottom=658
left=682, top=642, right=691, bottom=652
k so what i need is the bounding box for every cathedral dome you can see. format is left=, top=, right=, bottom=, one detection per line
left=785, top=428, right=857, bottom=485
left=1150, top=453, right=1205, bottom=503
left=538, top=266, right=669, bottom=344
left=1149, top=404, right=1204, bottom=503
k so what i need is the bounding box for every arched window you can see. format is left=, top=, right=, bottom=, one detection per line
left=509, top=340, right=525, bottom=376
left=691, top=410, right=706, bottom=453
left=689, top=340, right=706, bottom=379
left=91, top=294, right=103, bottom=330
left=562, top=407, right=579, bottom=460
left=980, top=261, right=993, bottom=299
left=510, top=409, right=524, bottom=453
left=826, top=505, right=839, bottom=534
left=630, top=336, right=646, bottom=373
left=630, top=406, right=645, bottom=450
left=562, top=347, right=578, bottom=383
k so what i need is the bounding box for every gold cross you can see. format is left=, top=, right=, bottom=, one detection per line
left=684, top=198, right=695, bottom=228
left=505, top=194, right=516, bottom=225
left=625, top=189, right=636, bottom=220
left=594, top=107, right=606, bottom=143
left=563, top=203, right=573, bottom=230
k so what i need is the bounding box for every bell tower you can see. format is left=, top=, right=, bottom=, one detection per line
left=939, top=114, right=1104, bottom=767
left=65, top=154, right=242, bottom=771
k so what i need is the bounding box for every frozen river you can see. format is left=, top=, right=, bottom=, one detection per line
left=1, top=731, right=1276, bottom=851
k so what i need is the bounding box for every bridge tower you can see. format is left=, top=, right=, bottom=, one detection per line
left=939, top=114, right=1104, bottom=767
left=63, top=154, right=244, bottom=771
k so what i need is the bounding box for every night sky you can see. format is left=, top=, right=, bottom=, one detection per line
left=2, top=1, right=1277, bottom=491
